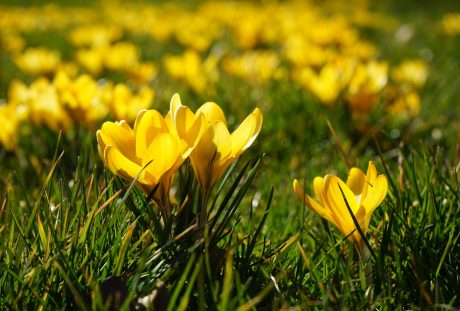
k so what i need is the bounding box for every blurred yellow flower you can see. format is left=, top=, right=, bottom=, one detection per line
left=104, top=41, right=140, bottom=72
left=127, top=62, right=158, bottom=85
left=385, top=85, right=421, bottom=118
left=0, top=102, right=27, bottom=151
left=391, top=59, right=428, bottom=89
left=69, top=24, right=123, bottom=47
left=109, top=84, right=154, bottom=121
left=164, top=50, right=218, bottom=94
left=14, top=47, right=61, bottom=75
left=75, top=47, right=105, bottom=75
left=8, top=78, right=71, bottom=131
left=283, top=37, right=333, bottom=67
left=223, top=50, right=283, bottom=84
left=55, top=72, right=110, bottom=126
left=173, top=12, right=221, bottom=52
left=294, top=58, right=356, bottom=105
left=441, top=13, right=460, bottom=35
left=341, top=40, right=377, bottom=60
left=293, top=161, right=388, bottom=250
left=347, top=60, right=388, bottom=114
left=1, top=32, right=25, bottom=54
left=76, top=42, right=145, bottom=77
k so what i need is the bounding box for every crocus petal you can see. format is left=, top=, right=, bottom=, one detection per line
left=118, top=120, right=132, bottom=132
left=142, top=133, right=181, bottom=183
left=362, top=161, right=378, bottom=199
left=98, top=121, right=138, bottom=163
left=346, top=167, right=365, bottom=196
left=313, top=176, right=326, bottom=206
left=104, top=145, right=149, bottom=184
left=133, top=109, right=147, bottom=131
left=230, top=107, right=263, bottom=156
left=174, top=104, right=205, bottom=149
left=96, top=130, right=105, bottom=159
left=361, top=174, right=388, bottom=229
left=135, top=109, right=168, bottom=159
left=323, top=175, right=358, bottom=235
left=196, top=102, right=227, bottom=125
left=170, top=93, right=183, bottom=113
left=190, top=121, right=232, bottom=188
left=293, top=179, right=338, bottom=227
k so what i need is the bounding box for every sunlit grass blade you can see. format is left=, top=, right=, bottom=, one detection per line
left=114, top=220, right=137, bottom=276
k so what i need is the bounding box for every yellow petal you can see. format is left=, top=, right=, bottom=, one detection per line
left=134, top=109, right=168, bottom=159
left=361, top=174, right=388, bottom=230
left=323, top=175, right=358, bottom=236
left=196, top=102, right=227, bottom=124
left=313, top=176, right=326, bottom=206
left=230, top=107, right=263, bottom=156
left=190, top=121, right=232, bottom=188
left=293, top=179, right=338, bottom=226
left=98, top=121, right=138, bottom=163
left=104, top=145, right=149, bottom=184
left=96, top=130, right=105, bottom=160
left=366, top=161, right=378, bottom=181
left=362, top=161, right=378, bottom=199
left=170, top=93, right=183, bottom=113
left=346, top=167, right=365, bottom=195
left=133, top=109, right=147, bottom=132
left=174, top=105, right=205, bottom=148
left=142, top=133, right=182, bottom=183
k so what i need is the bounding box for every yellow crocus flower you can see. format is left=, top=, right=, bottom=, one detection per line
left=97, top=106, right=197, bottom=201
left=9, top=78, right=72, bottom=132
left=347, top=60, right=388, bottom=114
left=180, top=98, right=262, bottom=191
left=109, top=84, right=154, bottom=121
left=0, top=102, right=26, bottom=151
left=441, top=13, right=460, bottom=35
left=166, top=94, right=206, bottom=154
left=163, top=50, right=218, bottom=95
left=164, top=94, right=263, bottom=191
left=293, top=161, right=388, bottom=250
left=14, top=47, right=61, bottom=76
left=104, top=42, right=140, bottom=72
left=69, top=24, right=123, bottom=47
left=391, top=59, right=428, bottom=89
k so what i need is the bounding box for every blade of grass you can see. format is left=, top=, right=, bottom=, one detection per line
left=114, top=220, right=137, bottom=276
left=53, top=261, right=89, bottom=311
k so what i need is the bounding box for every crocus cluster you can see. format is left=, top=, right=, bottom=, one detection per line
left=97, top=94, right=263, bottom=204
left=0, top=70, right=154, bottom=151
left=293, top=162, right=388, bottom=252
left=0, top=1, right=430, bottom=117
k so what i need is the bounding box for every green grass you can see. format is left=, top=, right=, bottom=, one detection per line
left=1, top=0, right=460, bottom=309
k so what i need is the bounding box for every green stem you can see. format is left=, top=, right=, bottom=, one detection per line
left=357, top=243, right=373, bottom=290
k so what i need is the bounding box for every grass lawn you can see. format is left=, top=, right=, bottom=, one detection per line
left=0, top=0, right=459, bottom=309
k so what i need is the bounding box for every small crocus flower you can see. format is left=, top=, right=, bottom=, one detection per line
left=110, top=83, right=154, bottom=121
left=0, top=102, right=25, bottom=151
left=13, top=47, right=61, bottom=76
left=191, top=104, right=263, bottom=191
left=391, top=59, right=428, bottom=89
left=163, top=50, right=218, bottom=95
left=347, top=60, right=388, bottom=114
left=167, top=94, right=263, bottom=191
left=293, top=161, right=388, bottom=251
left=97, top=105, right=197, bottom=202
